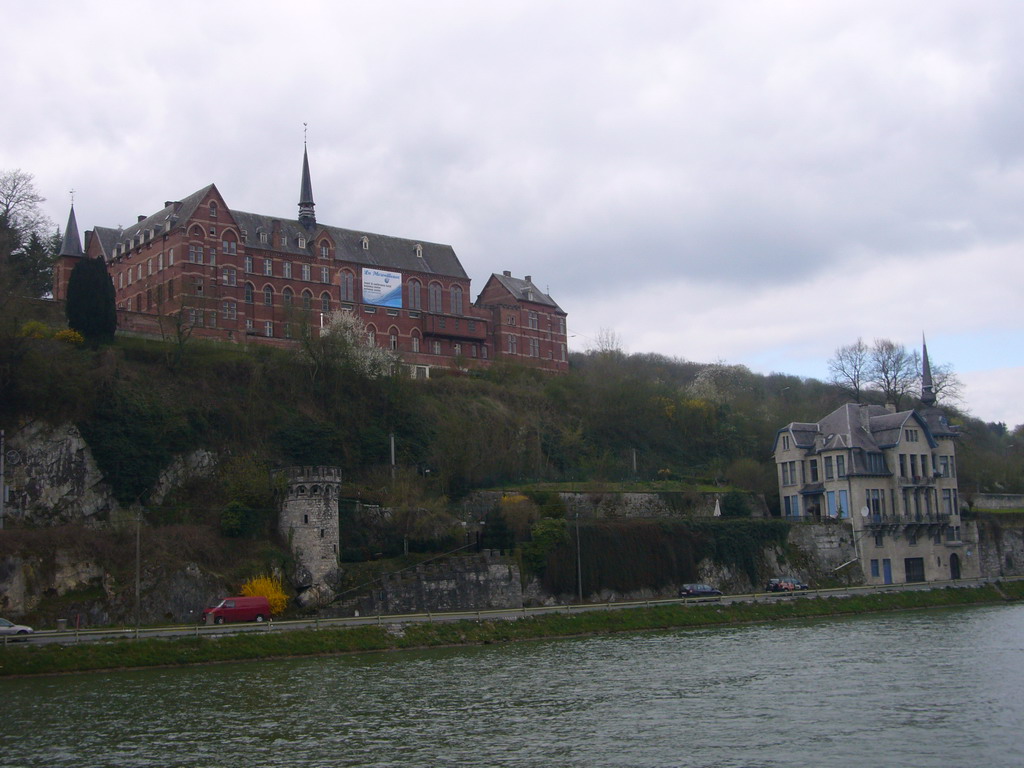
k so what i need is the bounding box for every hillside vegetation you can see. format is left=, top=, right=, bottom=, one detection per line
left=2, top=311, right=1021, bottom=519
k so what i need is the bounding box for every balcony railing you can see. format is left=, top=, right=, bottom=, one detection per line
left=422, top=314, right=488, bottom=340
left=863, top=511, right=952, bottom=526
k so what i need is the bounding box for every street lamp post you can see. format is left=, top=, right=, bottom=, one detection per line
left=135, top=502, right=142, bottom=638
left=575, top=512, right=583, bottom=604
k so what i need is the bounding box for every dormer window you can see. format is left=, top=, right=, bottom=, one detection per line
left=281, top=234, right=288, bottom=248
left=298, top=237, right=306, bottom=249
left=259, top=231, right=268, bottom=244
left=414, top=243, right=423, bottom=258
left=362, top=236, right=370, bottom=250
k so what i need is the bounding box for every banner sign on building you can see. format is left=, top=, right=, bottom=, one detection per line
left=361, top=268, right=403, bottom=308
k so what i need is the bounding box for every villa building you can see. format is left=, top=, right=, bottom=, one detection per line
left=772, top=343, right=977, bottom=584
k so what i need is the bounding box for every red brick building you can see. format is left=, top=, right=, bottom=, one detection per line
left=54, top=148, right=568, bottom=374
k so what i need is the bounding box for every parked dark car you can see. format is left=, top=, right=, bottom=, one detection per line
left=765, top=577, right=809, bottom=592
left=679, top=583, right=723, bottom=599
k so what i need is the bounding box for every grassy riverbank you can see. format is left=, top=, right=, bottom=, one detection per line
left=3, top=582, right=1023, bottom=677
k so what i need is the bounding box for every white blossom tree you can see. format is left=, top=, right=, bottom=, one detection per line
left=304, top=309, right=399, bottom=381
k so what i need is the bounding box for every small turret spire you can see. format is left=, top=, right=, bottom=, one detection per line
left=298, top=127, right=316, bottom=229
left=58, top=203, right=84, bottom=258
left=920, top=333, right=936, bottom=406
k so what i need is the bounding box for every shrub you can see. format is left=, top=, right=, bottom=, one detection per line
left=719, top=491, right=750, bottom=518
left=240, top=574, right=288, bottom=615
left=54, top=328, right=84, bottom=346
left=19, top=320, right=52, bottom=339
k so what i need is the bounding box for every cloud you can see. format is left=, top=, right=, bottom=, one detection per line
left=3, top=1, right=1021, bottom=427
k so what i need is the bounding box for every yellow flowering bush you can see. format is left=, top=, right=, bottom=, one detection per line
left=240, top=574, right=288, bottom=615
left=54, top=328, right=85, bottom=346
left=19, top=320, right=52, bottom=339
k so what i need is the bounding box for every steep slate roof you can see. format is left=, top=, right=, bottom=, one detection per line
left=230, top=209, right=467, bottom=279
left=779, top=402, right=945, bottom=465
left=488, top=273, right=564, bottom=312
left=58, top=205, right=84, bottom=258
left=91, top=185, right=213, bottom=261
left=86, top=181, right=468, bottom=280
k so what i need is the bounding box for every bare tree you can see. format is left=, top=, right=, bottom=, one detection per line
left=591, top=327, right=624, bottom=357
left=827, top=338, right=870, bottom=402
left=0, top=170, right=51, bottom=238
left=929, top=361, right=964, bottom=405
left=869, top=339, right=920, bottom=409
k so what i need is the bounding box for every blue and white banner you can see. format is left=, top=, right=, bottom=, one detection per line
left=362, top=268, right=402, bottom=308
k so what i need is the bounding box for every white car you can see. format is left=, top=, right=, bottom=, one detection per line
left=0, top=617, right=33, bottom=640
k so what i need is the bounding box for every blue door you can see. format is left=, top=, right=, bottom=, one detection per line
left=882, top=559, right=893, bottom=585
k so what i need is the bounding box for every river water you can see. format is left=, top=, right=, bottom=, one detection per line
left=2, top=604, right=1022, bottom=767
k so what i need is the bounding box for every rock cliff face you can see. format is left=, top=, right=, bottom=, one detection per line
left=0, top=550, right=228, bottom=626
left=975, top=514, right=1024, bottom=579
left=5, top=422, right=118, bottom=526
left=357, top=551, right=524, bottom=615
left=4, top=422, right=218, bottom=526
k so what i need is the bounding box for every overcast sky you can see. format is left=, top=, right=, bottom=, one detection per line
left=4, top=1, right=1022, bottom=428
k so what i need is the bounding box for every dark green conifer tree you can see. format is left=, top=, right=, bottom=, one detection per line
left=65, top=256, right=117, bottom=344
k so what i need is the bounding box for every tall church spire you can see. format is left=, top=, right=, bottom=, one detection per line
left=920, top=333, right=936, bottom=406
left=58, top=204, right=84, bottom=258
left=298, top=131, right=316, bottom=229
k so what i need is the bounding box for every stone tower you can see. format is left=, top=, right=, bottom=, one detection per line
left=278, top=466, right=341, bottom=601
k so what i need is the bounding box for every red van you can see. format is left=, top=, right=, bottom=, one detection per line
left=203, top=596, right=271, bottom=624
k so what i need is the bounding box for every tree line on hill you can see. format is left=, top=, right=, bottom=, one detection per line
left=1, top=168, right=1020, bottom=534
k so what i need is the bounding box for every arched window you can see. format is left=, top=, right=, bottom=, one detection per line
left=263, top=285, right=274, bottom=306
left=244, top=283, right=254, bottom=304
left=389, top=326, right=399, bottom=350
left=319, top=240, right=330, bottom=258
left=361, top=236, right=369, bottom=250
left=222, top=231, right=238, bottom=256
left=411, top=332, right=421, bottom=353
left=340, top=270, right=354, bottom=302
left=366, top=324, right=377, bottom=346
left=450, top=285, right=463, bottom=315
left=320, top=292, right=330, bottom=313
left=209, top=201, right=218, bottom=218
left=428, top=282, right=442, bottom=313
left=283, top=286, right=294, bottom=308
left=408, top=279, right=421, bottom=310
left=302, top=289, right=313, bottom=310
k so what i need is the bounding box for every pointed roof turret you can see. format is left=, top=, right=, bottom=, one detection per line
left=921, top=333, right=936, bottom=406
left=58, top=204, right=84, bottom=258
left=298, top=143, right=316, bottom=229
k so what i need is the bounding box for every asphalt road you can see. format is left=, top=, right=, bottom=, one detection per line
left=4, top=576, right=1005, bottom=649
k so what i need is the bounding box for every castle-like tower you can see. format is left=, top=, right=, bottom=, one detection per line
left=278, top=466, right=342, bottom=593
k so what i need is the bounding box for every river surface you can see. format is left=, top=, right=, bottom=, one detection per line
left=2, top=604, right=1023, bottom=767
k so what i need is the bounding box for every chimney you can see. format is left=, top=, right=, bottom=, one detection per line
left=525, top=275, right=532, bottom=283
left=137, top=215, right=146, bottom=222
left=164, top=201, right=174, bottom=208
left=503, top=270, right=511, bottom=277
